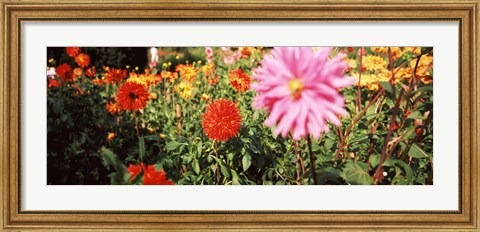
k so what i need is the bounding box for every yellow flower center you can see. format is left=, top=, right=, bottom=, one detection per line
left=288, top=79, right=304, bottom=99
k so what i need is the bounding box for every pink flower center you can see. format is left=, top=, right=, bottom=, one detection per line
left=288, top=79, right=304, bottom=99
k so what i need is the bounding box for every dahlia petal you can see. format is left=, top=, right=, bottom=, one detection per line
left=275, top=101, right=300, bottom=137
left=331, top=76, right=358, bottom=88
left=265, top=97, right=289, bottom=127
left=292, top=103, right=308, bottom=140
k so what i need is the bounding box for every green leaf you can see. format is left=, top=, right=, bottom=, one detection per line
left=369, top=154, right=381, bottom=169
left=100, top=148, right=129, bottom=184
left=421, top=47, right=433, bottom=54
left=143, top=135, right=161, bottom=141
left=382, top=159, right=414, bottom=185
left=340, top=160, right=374, bottom=185
left=412, top=85, right=433, bottom=94
left=323, top=137, right=335, bottom=151
left=317, top=166, right=341, bottom=184
left=100, top=147, right=117, bottom=170
left=138, top=137, right=145, bottom=161
left=220, top=164, right=230, bottom=179
left=52, top=99, right=64, bottom=114
left=192, top=159, right=200, bottom=175
left=408, top=143, right=429, bottom=159
left=248, top=144, right=260, bottom=154
left=231, top=170, right=241, bottom=185
left=242, top=153, right=252, bottom=172
left=379, top=82, right=394, bottom=94
left=164, top=141, right=184, bottom=152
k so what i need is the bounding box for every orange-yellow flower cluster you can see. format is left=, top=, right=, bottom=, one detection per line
left=176, top=64, right=198, bottom=82
left=228, top=69, right=251, bottom=92
left=348, top=47, right=433, bottom=90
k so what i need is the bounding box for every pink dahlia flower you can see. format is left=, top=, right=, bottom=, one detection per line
left=251, top=47, right=355, bottom=140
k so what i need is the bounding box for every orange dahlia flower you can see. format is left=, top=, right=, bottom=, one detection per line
left=176, top=64, right=198, bottom=82
left=74, top=53, right=90, bottom=68
left=73, top=68, right=83, bottom=77
left=228, top=69, right=251, bottom=92
left=106, top=101, right=121, bottom=115
left=201, top=99, right=242, bottom=141
left=116, top=82, right=150, bottom=111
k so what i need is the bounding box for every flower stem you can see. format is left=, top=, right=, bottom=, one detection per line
left=134, top=111, right=140, bottom=140
left=214, top=140, right=221, bottom=184
left=306, top=136, right=317, bottom=185
left=294, top=140, right=301, bottom=185
left=356, top=47, right=363, bottom=112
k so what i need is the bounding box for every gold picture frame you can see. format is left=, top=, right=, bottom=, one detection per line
left=1, top=0, right=478, bottom=231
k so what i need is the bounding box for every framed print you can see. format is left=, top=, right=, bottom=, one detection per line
left=1, top=0, right=479, bottom=231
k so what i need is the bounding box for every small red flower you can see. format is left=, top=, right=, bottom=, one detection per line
left=66, top=47, right=80, bottom=57
left=104, top=67, right=128, bottom=84
left=128, top=164, right=174, bottom=185
left=55, top=63, right=75, bottom=82
left=116, top=82, right=150, bottom=111
left=48, top=79, right=60, bottom=88
left=201, top=99, right=242, bottom=141
left=74, top=53, right=90, bottom=68
left=85, top=66, right=96, bottom=78
left=91, top=78, right=104, bottom=86
left=228, top=69, right=251, bottom=92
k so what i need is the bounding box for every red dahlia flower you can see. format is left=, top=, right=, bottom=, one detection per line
left=128, top=164, right=174, bottom=185
left=201, top=99, right=242, bottom=141
left=55, top=63, right=75, bottom=82
left=116, top=82, right=149, bottom=111
left=66, top=47, right=80, bottom=57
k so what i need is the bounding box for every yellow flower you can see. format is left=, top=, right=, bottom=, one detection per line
left=362, top=55, right=387, bottom=71
left=351, top=71, right=391, bottom=91
left=176, top=64, right=198, bottom=82
left=201, top=63, right=215, bottom=77
left=372, top=47, right=388, bottom=54
left=397, top=55, right=433, bottom=84
left=346, top=58, right=357, bottom=70
left=175, top=81, right=196, bottom=100
left=159, top=133, right=166, bottom=139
